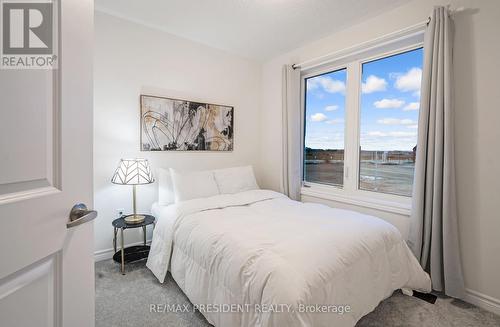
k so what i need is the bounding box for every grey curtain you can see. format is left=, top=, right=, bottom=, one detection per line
left=281, top=65, right=302, bottom=200
left=408, top=6, right=465, bottom=298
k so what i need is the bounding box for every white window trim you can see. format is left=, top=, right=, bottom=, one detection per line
left=302, top=183, right=412, bottom=216
left=300, top=27, right=424, bottom=215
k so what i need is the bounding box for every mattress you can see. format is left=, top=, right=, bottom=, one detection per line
left=147, top=189, right=430, bottom=327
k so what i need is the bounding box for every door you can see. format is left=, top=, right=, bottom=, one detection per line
left=0, top=0, right=94, bottom=326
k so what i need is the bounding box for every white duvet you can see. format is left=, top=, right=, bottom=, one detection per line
left=147, top=189, right=430, bottom=327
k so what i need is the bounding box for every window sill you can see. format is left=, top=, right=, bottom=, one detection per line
left=301, top=184, right=411, bottom=216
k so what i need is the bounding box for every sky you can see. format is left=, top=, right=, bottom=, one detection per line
left=304, top=47, right=423, bottom=151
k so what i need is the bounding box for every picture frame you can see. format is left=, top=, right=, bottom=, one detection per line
left=140, top=94, right=234, bottom=151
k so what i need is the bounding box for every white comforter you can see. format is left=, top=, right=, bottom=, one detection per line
left=147, top=190, right=430, bottom=327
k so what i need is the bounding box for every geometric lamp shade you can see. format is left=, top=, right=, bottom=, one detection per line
left=111, top=158, right=154, bottom=185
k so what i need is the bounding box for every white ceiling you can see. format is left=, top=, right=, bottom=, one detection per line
left=95, top=0, right=411, bottom=61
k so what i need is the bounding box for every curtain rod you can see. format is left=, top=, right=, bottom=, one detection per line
left=292, top=6, right=465, bottom=70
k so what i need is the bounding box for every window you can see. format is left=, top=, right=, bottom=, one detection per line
left=302, top=39, right=424, bottom=205
left=359, top=48, right=423, bottom=196
left=304, top=68, right=346, bottom=187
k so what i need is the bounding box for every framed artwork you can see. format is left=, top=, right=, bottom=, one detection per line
left=140, top=94, right=234, bottom=151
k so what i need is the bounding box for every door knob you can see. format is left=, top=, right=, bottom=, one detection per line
left=67, top=203, right=98, bottom=228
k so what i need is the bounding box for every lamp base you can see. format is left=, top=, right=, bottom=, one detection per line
left=124, top=214, right=145, bottom=224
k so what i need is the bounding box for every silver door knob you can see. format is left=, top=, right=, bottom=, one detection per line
left=67, top=203, right=98, bottom=228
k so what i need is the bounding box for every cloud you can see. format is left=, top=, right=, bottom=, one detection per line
left=403, top=102, right=420, bottom=111
left=362, top=75, right=387, bottom=93
left=360, top=137, right=417, bottom=151
left=367, top=131, right=417, bottom=137
left=407, top=124, right=418, bottom=129
left=310, top=113, right=328, bottom=122
left=377, top=118, right=416, bottom=126
left=310, top=113, right=343, bottom=124
left=305, top=131, right=344, bottom=149
left=366, top=131, right=387, bottom=137
left=394, top=67, right=422, bottom=93
left=391, top=131, right=417, bottom=137
left=326, top=118, right=344, bottom=124
left=374, top=98, right=405, bottom=109
left=307, top=76, right=346, bottom=94
left=324, top=105, right=339, bottom=112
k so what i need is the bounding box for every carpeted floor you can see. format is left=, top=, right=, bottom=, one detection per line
left=96, top=259, right=500, bottom=327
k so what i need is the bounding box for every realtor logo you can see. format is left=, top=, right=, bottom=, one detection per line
left=1, top=0, right=57, bottom=69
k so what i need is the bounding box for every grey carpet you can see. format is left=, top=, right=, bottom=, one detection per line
left=96, top=259, right=500, bottom=327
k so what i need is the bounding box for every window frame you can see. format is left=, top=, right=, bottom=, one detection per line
left=300, top=38, right=424, bottom=216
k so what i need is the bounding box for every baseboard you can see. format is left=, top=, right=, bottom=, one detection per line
left=94, top=239, right=152, bottom=262
left=464, top=288, right=500, bottom=316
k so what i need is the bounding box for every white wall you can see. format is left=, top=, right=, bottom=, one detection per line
left=259, top=0, right=500, bottom=312
left=93, top=12, right=262, bottom=259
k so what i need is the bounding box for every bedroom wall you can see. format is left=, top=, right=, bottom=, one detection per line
left=93, top=12, right=262, bottom=259
left=259, top=0, right=500, bottom=313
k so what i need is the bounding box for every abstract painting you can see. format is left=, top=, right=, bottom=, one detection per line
left=140, top=95, right=234, bottom=151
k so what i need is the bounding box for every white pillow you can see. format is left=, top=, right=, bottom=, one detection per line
left=213, top=165, right=259, bottom=194
left=169, top=168, right=220, bottom=202
left=158, top=168, right=175, bottom=206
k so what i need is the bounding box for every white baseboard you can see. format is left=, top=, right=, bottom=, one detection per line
left=464, top=288, right=500, bottom=316
left=94, top=239, right=152, bottom=262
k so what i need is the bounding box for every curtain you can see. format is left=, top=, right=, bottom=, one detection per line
left=408, top=6, right=465, bottom=298
left=281, top=65, right=302, bottom=200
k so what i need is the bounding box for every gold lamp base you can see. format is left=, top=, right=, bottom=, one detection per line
left=124, top=184, right=145, bottom=224
left=124, top=214, right=145, bottom=224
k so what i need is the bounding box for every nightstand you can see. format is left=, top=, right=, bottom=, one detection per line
left=112, top=215, right=155, bottom=274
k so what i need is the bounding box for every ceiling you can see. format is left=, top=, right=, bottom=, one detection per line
left=95, top=0, right=411, bottom=61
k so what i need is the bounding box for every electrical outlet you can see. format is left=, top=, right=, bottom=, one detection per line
left=116, top=208, right=124, bottom=218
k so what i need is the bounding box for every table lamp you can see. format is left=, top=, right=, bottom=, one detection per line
left=111, top=158, right=154, bottom=224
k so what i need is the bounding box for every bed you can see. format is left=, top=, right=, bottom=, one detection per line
left=146, top=167, right=431, bottom=327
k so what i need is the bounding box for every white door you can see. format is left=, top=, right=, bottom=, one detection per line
left=0, top=0, right=94, bottom=326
